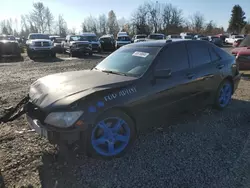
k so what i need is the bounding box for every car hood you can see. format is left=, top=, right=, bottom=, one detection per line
left=70, top=41, right=89, bottom=45
left=28, top=39, right=51, bottom=42
left=232, top=47, right=248, bottom=55
left=0, top=40, right=18, bottom=43
left=29, top=70, right=137, bottom=110
left=237, top=47, right=250, bottom=55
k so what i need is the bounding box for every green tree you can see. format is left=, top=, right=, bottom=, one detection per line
left=228, top=5, right=246, bottom=33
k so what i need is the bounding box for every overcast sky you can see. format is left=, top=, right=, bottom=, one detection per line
left=0, top=0, right=249, bottom=32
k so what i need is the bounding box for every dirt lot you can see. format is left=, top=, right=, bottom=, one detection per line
left=1, top=49, right=250, bottom=188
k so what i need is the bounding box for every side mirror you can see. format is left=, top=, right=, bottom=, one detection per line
left=154, top=69, right=172, bottom=79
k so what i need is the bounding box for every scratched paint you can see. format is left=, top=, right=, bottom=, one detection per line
left=104, top=87, right=137, bottom=102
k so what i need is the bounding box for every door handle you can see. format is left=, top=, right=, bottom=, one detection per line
left=186, top=73, right=195, bottom=79
left=216, top=64, right=224, bottom=69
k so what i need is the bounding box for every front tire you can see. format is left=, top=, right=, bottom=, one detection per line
left=214, top=80, right=233, bottom=110
left=87, top=109, right=136, bottom=159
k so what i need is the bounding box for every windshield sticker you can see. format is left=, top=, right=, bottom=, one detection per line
left=132, top=51, right=149, bottom=58
left=104, top=87, right=137, bottom=102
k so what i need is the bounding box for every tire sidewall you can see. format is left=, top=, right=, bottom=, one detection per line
left=214, top=80, right=233, bottom=110
left=87, top=109, right=136, bottom=159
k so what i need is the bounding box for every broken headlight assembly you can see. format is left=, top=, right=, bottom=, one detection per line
left=44, top=111, right=83, bottom=128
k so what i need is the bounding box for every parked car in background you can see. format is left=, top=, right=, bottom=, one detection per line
left=26, top=39, right=241, bottom=159
left=194, top=34, right=205, bottom=39
left=208, top=36, right=223, bottom=47
left=61, top=35, right=92, bottom=57
left=231, top=35, right=250, bottom=56
left=225, top=35, right=244, bottom=45
left=26, top=33, right=55, bottom=59
left=0, top=35, right=21, bottom=58
left=182, top=35, right=193, bottom=40
left=49, top=36, right=65, bottom=53
left=133, top=34, right=147, bottom=43
left=180, top=32, right=196, bottom=39
left=148, top=33, right=165, bottom=40
left=117, top=32, right=129, bottom=37
left=99, top=34, right=116, bottom=51
left=235, top=47, right=250, bottom=70
left=168, top=35, right=182, bottom=39
left=81, top=33, right=101, bottom=52
left=115, top=35, right=131, bottom=49
left=233, top=38, right=243, bottom=47
left=197, top=36, right=209, bottom=41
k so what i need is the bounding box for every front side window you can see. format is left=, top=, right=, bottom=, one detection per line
left=94, top=46, right=161, bottom=77
left=187, top=41, right=211, bottom=67
left=155, top=43, right=189, bottom=72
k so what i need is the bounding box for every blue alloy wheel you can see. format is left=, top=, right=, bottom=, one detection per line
left=91, top=117, right=131, bottom=157
left=218, top=82, right=232, bottom=107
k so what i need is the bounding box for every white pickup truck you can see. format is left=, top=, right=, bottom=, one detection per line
left=225, top=35, right=244, bottom=44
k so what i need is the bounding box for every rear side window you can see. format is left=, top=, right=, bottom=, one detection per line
left=209, top=47, right=221, bottom=62
left=213, top=46, right=232, bottom=60
left=187, top=41, right=211, bottom=67
left=155, top=42, right=189, bottom=72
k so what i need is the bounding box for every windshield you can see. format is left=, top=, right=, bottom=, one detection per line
left=29, top=34, right=49, bottom=39
left=70, top=36, right=87, bottom=41
left=239, top=35, right=250, bottom=47
left=100, top=37, right=111, bottom=42
left=149, top=34, right=164, bottom=40
left=94, top=47, right=160, bottom=77
left=235, top=35, right=243, bottom=39
left=0, top=35, right=15, bottom=40
left=117, top=36, right=130, bottom=41
left=136, top=35, right=146, bottom=39
left=85, top=36, right=98, bottom=42
left=54, top=38, right=64, bottom=43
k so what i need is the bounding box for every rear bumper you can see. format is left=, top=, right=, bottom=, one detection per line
left=236, top=59, right=250, bottom=70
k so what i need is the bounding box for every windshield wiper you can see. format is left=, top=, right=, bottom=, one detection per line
left=101, top=70, right=128, bottom=76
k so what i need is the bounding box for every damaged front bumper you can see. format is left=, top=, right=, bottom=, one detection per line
left=25, top=102, right=88, bottom=145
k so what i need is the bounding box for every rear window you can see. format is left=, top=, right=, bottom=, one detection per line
left=100, top=37, right=111, bottom=42
left=149, top=34, right=165, bottom=40
left=29, top=34, right=49, bottom=39
left=235, top=35, right=243, bottom=39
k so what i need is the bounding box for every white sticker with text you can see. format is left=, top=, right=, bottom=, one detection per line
left=132, top=51, right=149, bottom=58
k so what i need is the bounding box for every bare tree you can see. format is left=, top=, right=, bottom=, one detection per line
left=117, top=17, right=126, bottom=31
left=162, top=3, right=183, bottom=34
left=29, top=2, right=47, bottom=33
left=131, top=4, right=151, bottom=35
left=146, top=1, right=162, bottom=33
left=82, top=16, right=97, bottom=33
left=107, top=10, right=119, bottom=36
left=45, top=7, right=54, bottom=33
left=57, top=14, right=67, bottom=37
left=190, top=12, right=205, bottom=33
left=98, top=14, right=107, bottom=34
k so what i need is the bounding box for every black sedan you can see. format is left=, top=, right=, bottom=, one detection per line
left=25, top=39, right=241, bottom=159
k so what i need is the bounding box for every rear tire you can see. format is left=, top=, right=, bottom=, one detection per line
left=214, top=79, right=233, bottom=110
left=87, top=109, right=136, bottom=159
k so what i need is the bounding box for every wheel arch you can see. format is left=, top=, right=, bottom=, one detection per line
left=94, top=106, right=138, bottom=133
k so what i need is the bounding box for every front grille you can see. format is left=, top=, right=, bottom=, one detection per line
left=34, top=42, right=50, bottom=47
left=2, top=43, right=19, bottom=55
left=26, top=102, right=47, bottom=123
left=92, top=43, right=98, bottom=48
left=77, top=44, right=88, bottom=48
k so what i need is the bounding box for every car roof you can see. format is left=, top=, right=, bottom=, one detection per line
left=81, top=33, right=96, bottom=36
left=124, top=39, right=197, bottom=48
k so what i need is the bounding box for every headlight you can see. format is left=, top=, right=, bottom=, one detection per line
left=44, top=111, right=83, bottom=128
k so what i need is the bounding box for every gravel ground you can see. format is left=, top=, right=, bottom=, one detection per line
left=1, top=49, right=250, bottom=188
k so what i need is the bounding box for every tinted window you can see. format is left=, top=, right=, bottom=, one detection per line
left=29, top=34, right=49, bottom=39
left=117, top=36, right=130, bottom=41
left=209, top=47, right=220, bottom=61
left=187, top=41, right=211, bottom=67
left=95, top=46, right=161, bottom=77
left=213, top=46, right=232, bottom=60
left=155, top=43, right=189, bottom=72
